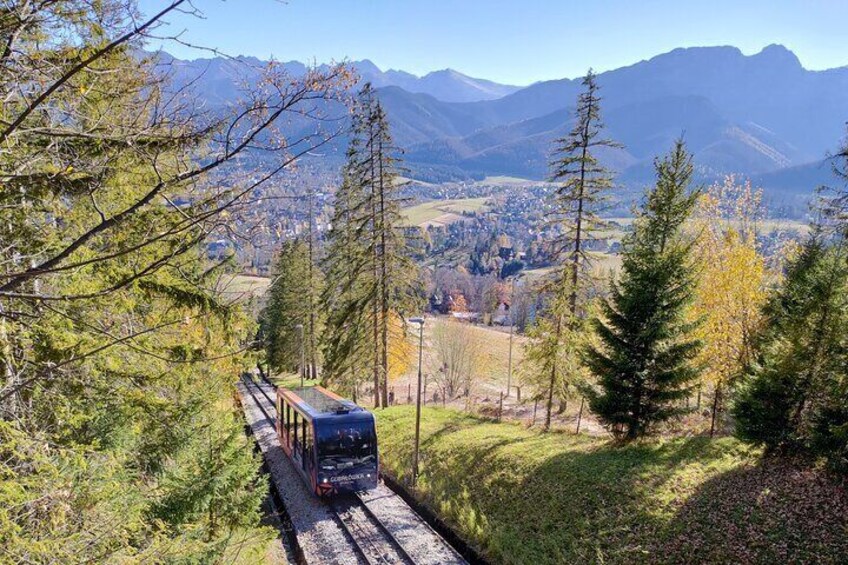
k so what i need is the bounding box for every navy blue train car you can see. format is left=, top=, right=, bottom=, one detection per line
left=276, top=385, right=379, bottom=496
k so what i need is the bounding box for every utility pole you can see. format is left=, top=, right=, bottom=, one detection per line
left=506, top=274, right=521, bottom=397
left=409, top=317, right=425, bottom=487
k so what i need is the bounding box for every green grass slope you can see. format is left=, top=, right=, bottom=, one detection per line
left=376, top=406, right=848, bottom=564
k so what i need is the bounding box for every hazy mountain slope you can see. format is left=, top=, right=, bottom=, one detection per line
left=387, top=45, right=848, bottom=184
left=155, top=45, right=848, bottom=198
left=156, top=51, right=519, bottom=104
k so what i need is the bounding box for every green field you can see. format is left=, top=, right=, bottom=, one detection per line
left=523, top=252, right=623, bottom=281
left=218, top=274, right=271, bottom=300
left=402, top=198, right=490, bottom=227
left=377, top=406, right=848, bottom=564
left=476, top=175, right=545, bottom=186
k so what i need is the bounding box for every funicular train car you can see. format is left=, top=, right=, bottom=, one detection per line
left=276, top=385, right=379, bottom=496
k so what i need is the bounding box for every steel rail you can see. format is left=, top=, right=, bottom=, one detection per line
left=245, top=375, right=419, bottom=564
left=330, top=500, right=389, bottom=564
left=242, top=376, right=276, bottom=424
left=353, top=494, right=417, bottom=564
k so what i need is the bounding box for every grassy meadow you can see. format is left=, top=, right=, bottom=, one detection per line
left=402, top=198, right=490, bottom=227
left=218, top=274, right=272, bottom=301
left=376, top=406, right=848, bottom=565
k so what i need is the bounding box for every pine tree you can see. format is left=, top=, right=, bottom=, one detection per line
left=261, top=238, right=323, bottom=376
left=321, top=85, right=417, bottom=407
left=529, top=69, right=621, bottom=430
left=733, top=230, right=848, bottom=467
left=585, top=140, right=702, bottom=440
left=321, top=131, right=372, bottom=397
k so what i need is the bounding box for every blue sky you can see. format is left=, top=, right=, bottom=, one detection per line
left=141, top=0, right=848, bottom=85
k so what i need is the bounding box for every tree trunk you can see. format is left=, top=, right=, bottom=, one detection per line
left=710, top=383, right=721, bottom=438
left=377, top=134, right=390, bottom=410
left=576, top=397, right=585, bottom=434
left=307, top=186, right=319, bottom=385
left=545, top=316, right=563, bottom=431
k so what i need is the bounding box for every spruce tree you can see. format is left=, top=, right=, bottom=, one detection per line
left=321, top=85, right=416, bottom=407
left=585, top=140, right=702, bottom=439
left=261, top=238, right=323, bottom=376
left=531, top=69, right=622, bottom=430
left=733, top=230, right=848, bottom=467
left=321, top=134, right=372, bottom=397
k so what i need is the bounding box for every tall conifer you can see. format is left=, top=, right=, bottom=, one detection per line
left=585, top=140, right=702, bottom=439
left=531, top=69, right=621, bottom=430
left=321, top=85, right=416, bottom=407
left=261, top=238, right=323, bottom=375
left=321, top=131, right=371, bottom=396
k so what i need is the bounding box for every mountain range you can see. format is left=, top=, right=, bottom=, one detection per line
left=154, top=51, right=521, bottom=104
left=157, top=45, right=848, bottom=206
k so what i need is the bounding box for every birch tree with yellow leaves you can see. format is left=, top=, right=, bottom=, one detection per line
left=689, top=176, right=769, bottom=436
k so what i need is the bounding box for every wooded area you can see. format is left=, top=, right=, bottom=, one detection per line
left=3, top=1, right=847, bottom=562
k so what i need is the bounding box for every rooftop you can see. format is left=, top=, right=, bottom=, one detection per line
left=287, top=386, right=361, bottom=415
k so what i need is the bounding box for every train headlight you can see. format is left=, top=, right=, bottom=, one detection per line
left=322, top=478, right=329, bottom=484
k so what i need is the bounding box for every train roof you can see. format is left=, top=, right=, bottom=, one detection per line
left=280, top=385, right=370, bottom=420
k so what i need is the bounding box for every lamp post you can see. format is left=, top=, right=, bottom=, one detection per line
left=295, top=323, right=305, bottom=387
left=409, top=316, right=425, bottom=487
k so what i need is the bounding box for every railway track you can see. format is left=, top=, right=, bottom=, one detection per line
left=242, top=377, right=275, bottom=426
left=240, top=375, right=418, bottom=564
left=330, top=494, right=416, bottom=564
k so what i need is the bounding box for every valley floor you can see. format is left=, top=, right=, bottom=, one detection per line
left=376, top=406, right=848, bottom=565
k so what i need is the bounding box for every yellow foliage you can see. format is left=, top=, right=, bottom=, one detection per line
left=689, top=177, right=769, bottom=389
left=387, top=311, right=414, bottom=381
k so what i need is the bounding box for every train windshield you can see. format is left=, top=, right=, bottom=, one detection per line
left=316, top=421, right=376, bottom=471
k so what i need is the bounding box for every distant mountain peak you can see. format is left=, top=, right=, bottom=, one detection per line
left=753, top=43, right=802, bottom=68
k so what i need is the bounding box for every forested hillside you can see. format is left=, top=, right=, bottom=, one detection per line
left=0, top=1, right=348, bottom=560
left=3, top=2, right=848, bottom=564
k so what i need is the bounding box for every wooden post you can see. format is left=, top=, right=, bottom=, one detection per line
left=407, top=383, right=412, bottom=403
left=516, top=386, right=521, bottom=402
left=576, top=397, right=585, bottom=434
left=532, top=400, right=538, bottom=427
left=498, top=392, right=503, bottom=422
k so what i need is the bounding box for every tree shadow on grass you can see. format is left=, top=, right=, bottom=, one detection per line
left=651, top=456, right=848, bottom=565
left=384, top=409, right=846, bottom=564
left=415, top=430, right=765, bottom=565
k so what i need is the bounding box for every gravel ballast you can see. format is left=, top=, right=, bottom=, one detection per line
left=240, top=379, right=467, bottom=565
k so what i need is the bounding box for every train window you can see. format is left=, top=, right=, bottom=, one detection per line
left=316, top=421, right=377, bottom=471
left=302, top=420, right=312, bottom=470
